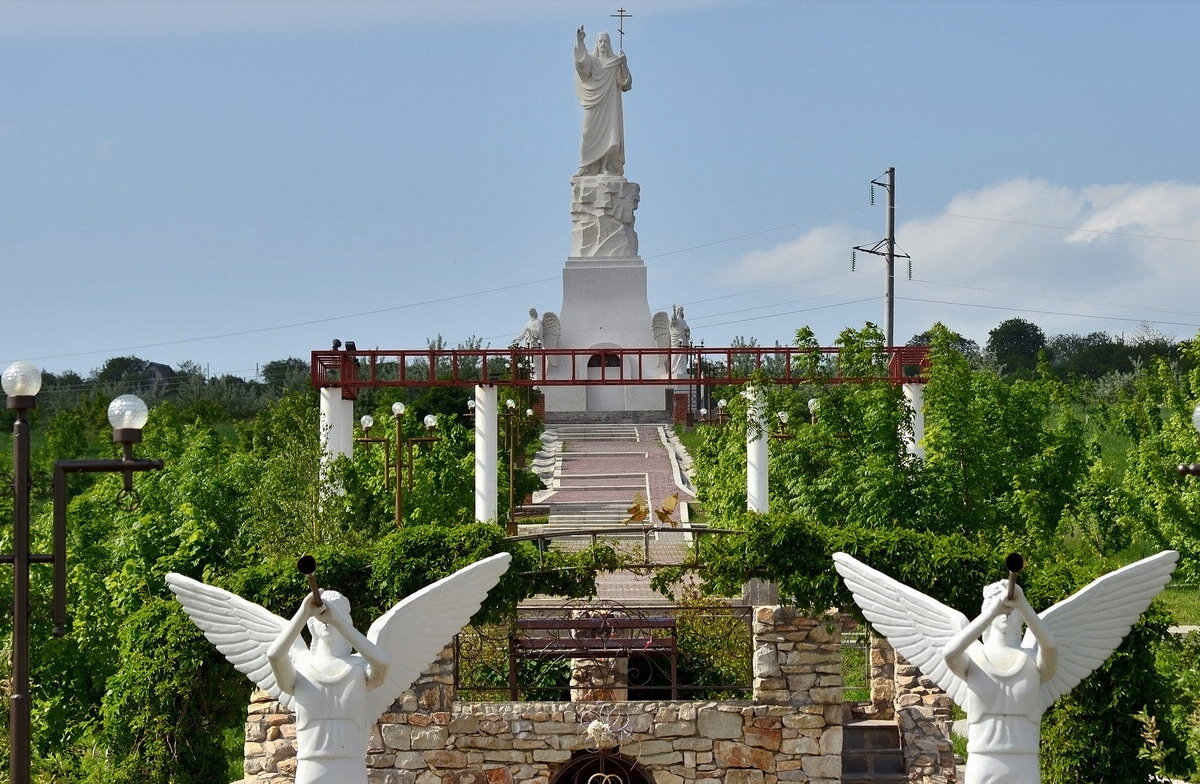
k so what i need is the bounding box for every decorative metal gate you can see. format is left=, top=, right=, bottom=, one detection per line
left=454, top=599, right=753, bottom=701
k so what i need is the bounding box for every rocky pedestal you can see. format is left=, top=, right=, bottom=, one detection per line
left=569, top=175, right=639, bottom=258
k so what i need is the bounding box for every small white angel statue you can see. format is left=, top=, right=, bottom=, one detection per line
left=516, top=308, right=542, bottom=349
left=167, top=553, right=511, bottom=784
left=833, top=550, right=1177, bottom=784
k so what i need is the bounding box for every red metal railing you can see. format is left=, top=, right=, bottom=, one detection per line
left=311, top=346, right=930, bottom=398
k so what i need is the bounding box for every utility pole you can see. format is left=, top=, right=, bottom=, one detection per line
left=853, top=167, right=910, bottom=348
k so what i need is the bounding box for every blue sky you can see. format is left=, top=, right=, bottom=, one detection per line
left=4, top=0, right=1200, bottom=378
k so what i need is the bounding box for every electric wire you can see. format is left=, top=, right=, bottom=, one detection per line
left=896, top=207, right=1200, bottom=245
left=14, top=202, right=1200, bottom=373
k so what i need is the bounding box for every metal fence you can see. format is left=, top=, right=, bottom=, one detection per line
left=455, top=599, right=754, bottom=701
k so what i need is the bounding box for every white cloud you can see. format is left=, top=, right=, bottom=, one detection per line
left=720, top=178, right=1200, bottom=345
left=719, top=223, right=869, bottom=284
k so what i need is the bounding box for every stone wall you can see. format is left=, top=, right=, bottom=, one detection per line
left=867, top=631, right=895, bottom=720
left=240, top=606, right=843, bottom=784
left=893, top=655, right=955, bottom=784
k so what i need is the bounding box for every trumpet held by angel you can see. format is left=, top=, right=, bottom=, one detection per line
left=832, top=549, right=1178, bottom=784
left=166, top=553, right=511, bottom=784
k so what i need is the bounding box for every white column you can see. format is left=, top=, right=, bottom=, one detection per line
left=318, top=387, right=354, bottom=479
left=903, top=382, right=926, bottom=459
left=745, top=387, right=769, bottom=513
left=474, top=385, right=499, bottom=523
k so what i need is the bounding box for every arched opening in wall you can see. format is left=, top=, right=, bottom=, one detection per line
left=585, top=351, right=624, bottom=411
left=550, top=750, right=654, bottom=784
left=586, top=353, right=622, bottom=370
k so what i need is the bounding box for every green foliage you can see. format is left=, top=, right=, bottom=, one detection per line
left=687, top=321, right=1197, bottom=778
left=1105, top=351, right=1200, bottom=580
left=986, top=317, right=1047, bottom=376
left=1156, top=630, right=1200, bottom=779
left=0, top=363, right=617, bottom=782
left=98, top=599, right=244, bottom=784
left=1041, top=605, right=1175, bottom=784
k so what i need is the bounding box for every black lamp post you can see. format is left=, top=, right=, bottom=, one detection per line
left=501, top=399, right=534, bottom=536
left=355, top=414, right=393, bottom=489
left=390, top=403, right=438, bottom=526
left=3, top=363, right=164, bottom=784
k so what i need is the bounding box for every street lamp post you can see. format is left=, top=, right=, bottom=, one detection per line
left=499, top=399, right=536, bottom=535
left=355, top=414, right=393, bottom=489
left=4, top=363, right=164, bottom=784
left=391, top=404, right=439, bottom=526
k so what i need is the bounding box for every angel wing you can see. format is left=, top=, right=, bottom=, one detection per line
left=541, top=312, right=562, bottom=369
left=363, top=552, right=511, bottom=723
left=166, top=572, right=306, bottom=708
left=652, top=311, right=671, bottom=350
left=832, top=552, right=972, bottom=707
left=651, top=311, right=672, bottom=373
left=1032, top=550, right=1177, bottom=709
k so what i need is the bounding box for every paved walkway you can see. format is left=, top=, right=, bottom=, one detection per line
left=523, top=422, right=697, bottom=604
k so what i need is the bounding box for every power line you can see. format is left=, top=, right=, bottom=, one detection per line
left=906, top=276, right=1200, bottom=319
left=642, top=206, right=866, bottom=260
left=897, top=207, right=1200, bottom=245
left=692, top=287, right=878, bottom=322
left=896, top=296, right=1200, bottom=329
left=693, top=297, right=879, bottom=330
left=15, top=276, right=558, bottom=364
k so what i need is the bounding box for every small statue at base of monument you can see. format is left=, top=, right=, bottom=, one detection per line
left=516, top=307, right=543, bottom=349
left=670, top=305, right=691, bottom=378
left=167, top=553, right=511, bottom=784
left=833, top=549, right=1178, bottom=784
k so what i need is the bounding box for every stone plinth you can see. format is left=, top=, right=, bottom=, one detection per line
left=543, top=255, right=663, bottom=413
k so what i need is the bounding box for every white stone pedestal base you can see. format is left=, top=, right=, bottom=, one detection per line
left=544, top=255, right=664, bottom=413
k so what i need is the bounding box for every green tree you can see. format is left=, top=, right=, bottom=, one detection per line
left=986, top=317, right=1046, bottom=376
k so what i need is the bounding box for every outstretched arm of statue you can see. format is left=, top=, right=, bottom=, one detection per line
left=575, top=35, right=590, bottom=75
left=944, top=594, right=1005, bottom=679
left=1011, top=585, right=1058, bottom=682
left=321, top=601, right=392, bottom=689
left=268, top=593, right=320, bottom=694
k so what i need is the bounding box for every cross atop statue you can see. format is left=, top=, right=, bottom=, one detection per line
left=610, top=7, right=632, bottom=53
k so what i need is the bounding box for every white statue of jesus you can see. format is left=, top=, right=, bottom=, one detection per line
left=575, top=26, right=632, bottom=176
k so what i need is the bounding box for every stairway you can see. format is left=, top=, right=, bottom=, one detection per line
left=842, top=720, right=905, bottom=783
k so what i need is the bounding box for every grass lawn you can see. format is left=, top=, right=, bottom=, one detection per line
left=1162, top=584, right=1200, bottom=625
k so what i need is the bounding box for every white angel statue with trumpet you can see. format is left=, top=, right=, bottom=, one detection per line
left=167, top=552, right=511, bottom=784
left=833, top=550, right=1177, bottom=784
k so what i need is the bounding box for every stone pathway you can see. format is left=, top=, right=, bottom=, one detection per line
left=523, top=421, right=697, bottom=604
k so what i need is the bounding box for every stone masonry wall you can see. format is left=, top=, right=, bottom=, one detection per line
left=240, top=606, right=842, bottom=784
left=893, top=654, right=955, bottom=784
left=867, top=631, right=895, bottom=720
